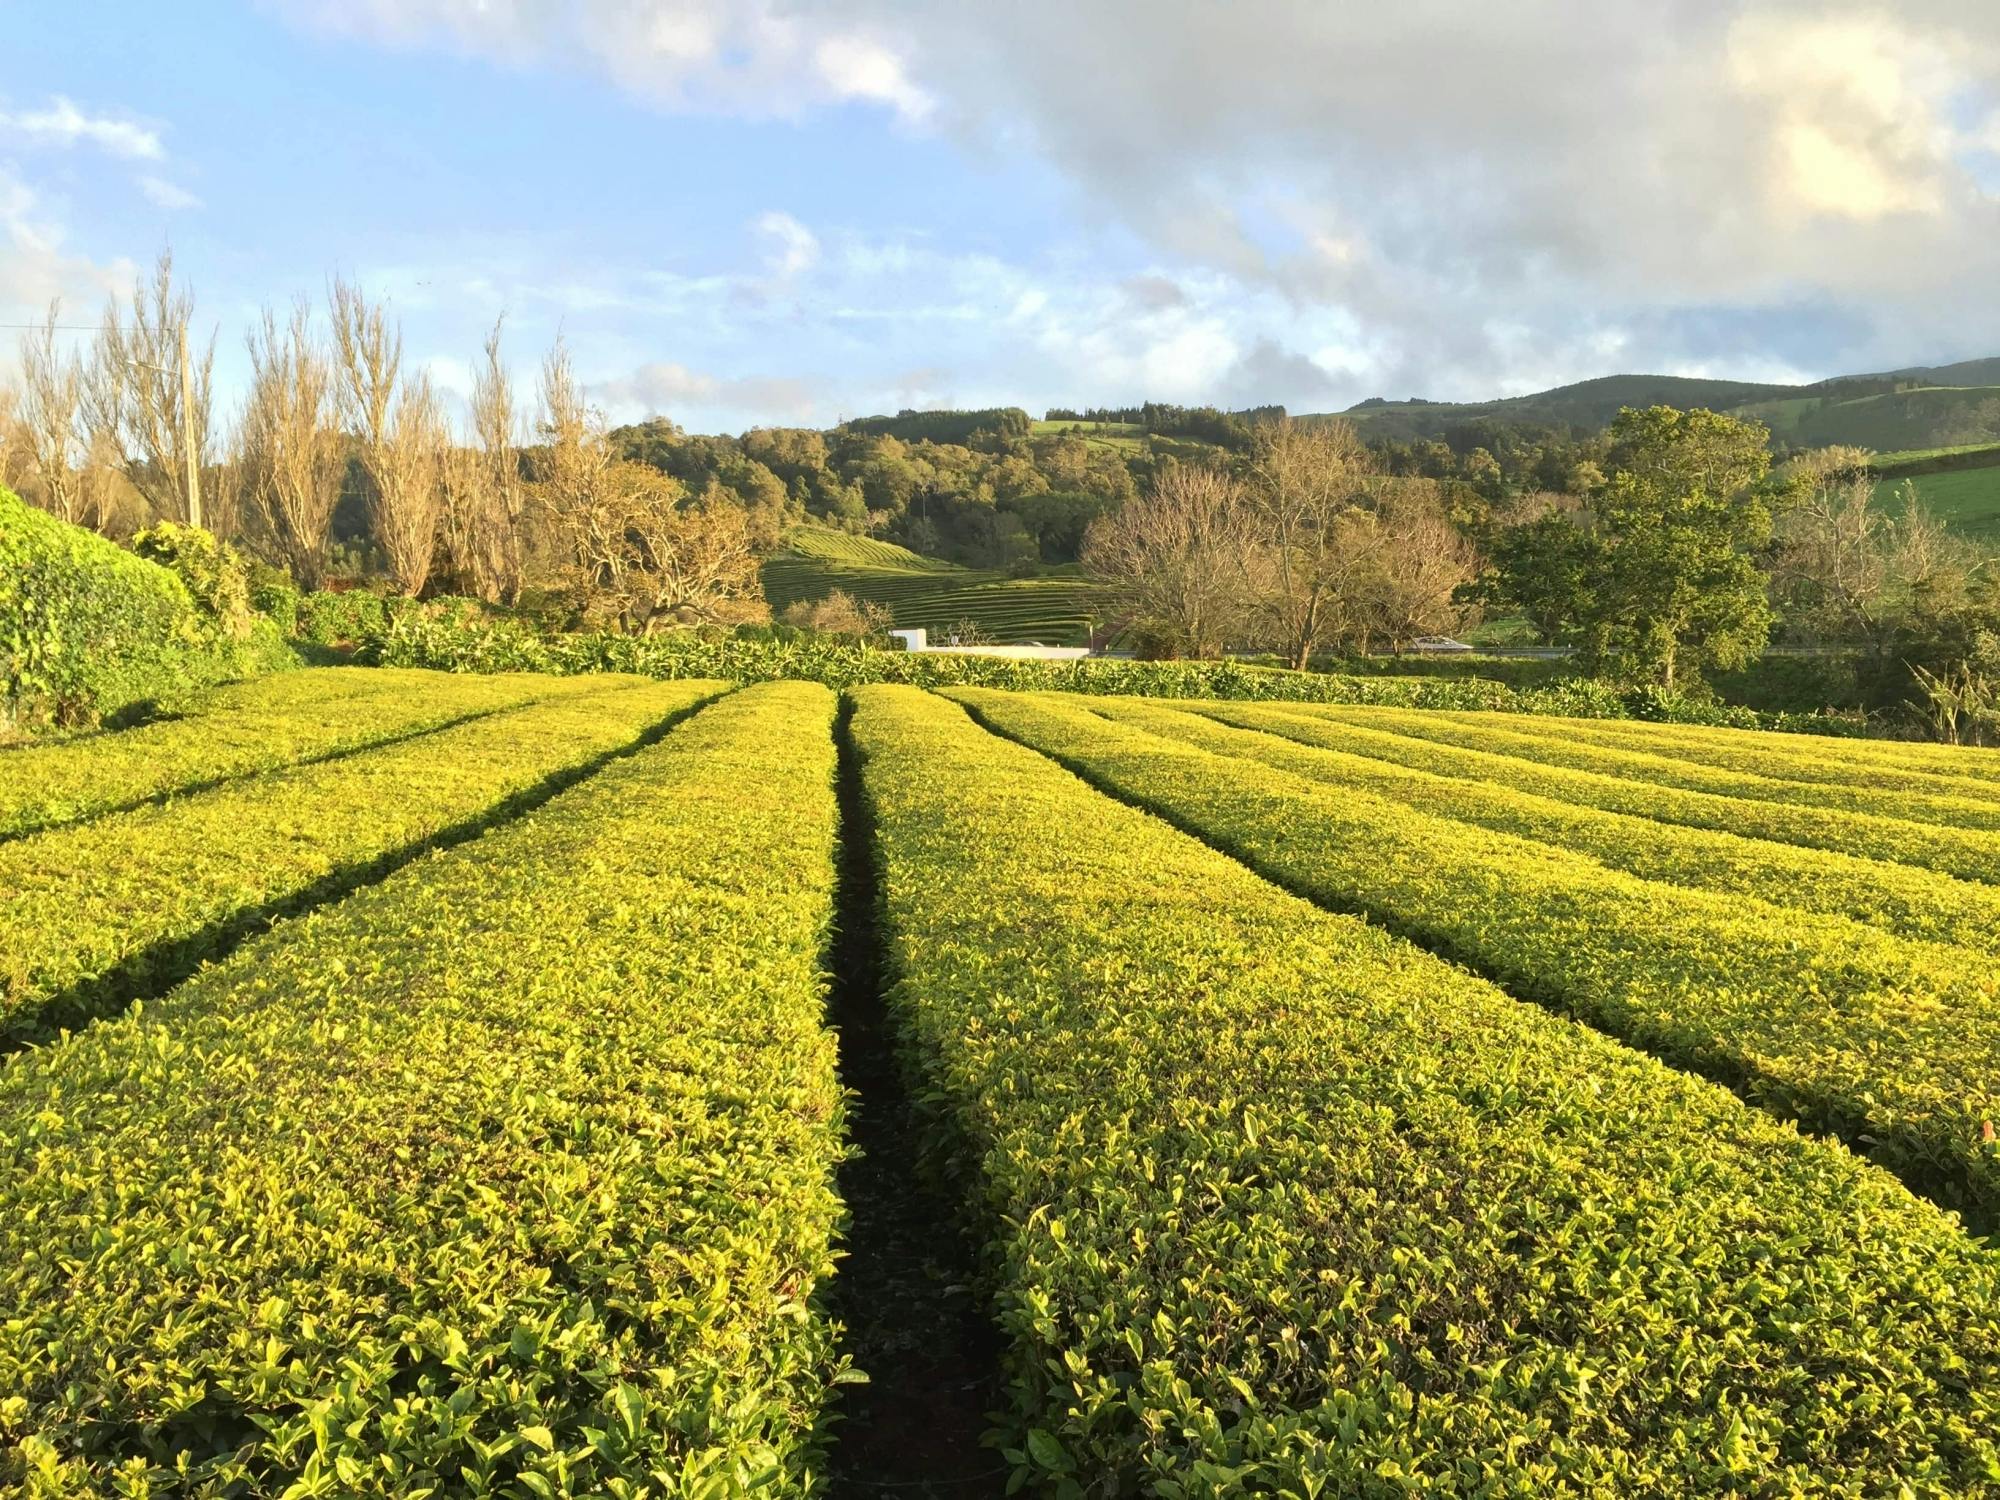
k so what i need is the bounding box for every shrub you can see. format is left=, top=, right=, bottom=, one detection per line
left=245, top=558, right=301, bottom=632
left=1257, top=701, right=2000, bottom=882
left=130, top=522, right=256, bottom=639
left=295, top=586, right=394, bottom=647
left=361, top=610, right=1875, bottom=735
left=1112, top=696, right=2000, bottom=956
left=778, top=588, right=893, bottom=640
left=0, top=488, right=226, bottom=730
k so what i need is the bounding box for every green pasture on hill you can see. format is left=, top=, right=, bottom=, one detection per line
left=1873, top=462, right=2000, bottom=542
left=761, top=527, right=1115, bottom=645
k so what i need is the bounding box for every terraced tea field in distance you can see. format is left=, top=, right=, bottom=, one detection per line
left=760, top=525, right=1113, bottom=645
left=4, top=666, right=1998, bottom=1496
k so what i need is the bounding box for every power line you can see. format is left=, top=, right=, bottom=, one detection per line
left=0, top=323, right=101, bottom=331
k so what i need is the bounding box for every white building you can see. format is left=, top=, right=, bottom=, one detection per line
left=888, top=627, right=1090, bottom=662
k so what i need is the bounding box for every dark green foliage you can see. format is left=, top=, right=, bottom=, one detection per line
left=842, top=407, right=1032, bottom=444
left=294, top=587, right=395, bottom=646
left=852, top=684, right=2000, bottom=1493
left=364, top=606, right=1875, bottom=734
left=1339, top=374, right=1800, bottom=441
left=1046, top=402, right=1271, bottom=447
left=0, top=489, right=289, bottom=732
left=0, top=682, right=850, bottom=1496
left=244, top=559, right=301, bottom=628
left=1475, top=407, right=1778, bottom=688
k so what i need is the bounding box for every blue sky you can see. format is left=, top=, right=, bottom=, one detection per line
left=6, top=2, right=2000, bottom=433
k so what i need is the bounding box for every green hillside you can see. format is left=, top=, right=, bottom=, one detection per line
left=1332, top=362, right=2000, bottom=456
left=761, top=526, right=1113, bottom=644
left=1872, top=462, right=2000, bottom=545
left=1742, top=386, right=2000, bottom=450
left=1029, top=418, right=1148, bottom=455
left=1337, top=375, right=1800, bottom=441
left=779, top=526, right=956, bottom=571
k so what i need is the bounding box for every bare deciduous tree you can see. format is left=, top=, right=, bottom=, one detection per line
left=1248, top=414, right=1392, bottom=668
left=1772, top=450, right=1979, bottom=656
left=534, top=335, right=618, bottom=596
left=0, top=385, right=24, bottom=493
left=331, top=279, right=446, bottom=594
left=465, top=318, right=526, bottom=602
left=18, top=304, right=105, bottom=529
left=1364, top=477, right=1481, bottom=652
left=1082, top=464, right=1267, bottom=658
left=1249, top=417, right=1373, bottom=668
left=534, top=339, right=765, bottom=626
left=622, top=476, right=767, bottom=629
left=89, top=248, right=214, bottom=527
left=782, top=588, right=893, bottom=639
left=241, top=300, right=343, bottom=589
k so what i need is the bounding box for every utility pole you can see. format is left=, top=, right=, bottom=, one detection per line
left=178, top=320, right=202, bottom=531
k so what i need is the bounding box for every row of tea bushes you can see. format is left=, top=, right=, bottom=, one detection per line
left=1309, top=707, right=2000, bottom=832
left=1527, top=706, right=2000, bottom=785
left=953, top=689, right=2000, bottom=1228
left=1103, top=698, right=2000, bottom=955
left=1222, top=702, right=2000, bottom=885
left=0, top=678, right=721, bottom=1045
left=850, top=685, right=2000, bottom=1493
left=0, top=682, right=851, bottom=1496
left=1462, top=710, right=2000, bottom=802
left=0, top=669, right=595, bottom=841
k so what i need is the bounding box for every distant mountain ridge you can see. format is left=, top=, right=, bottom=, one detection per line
left=1333, top=361, right=2000, bottom=454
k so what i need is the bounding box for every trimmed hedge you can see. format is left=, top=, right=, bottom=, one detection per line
left=362, top=611, right=1875, bottom=735
left=0, top=681, right=849, bottom=1496
left=1345, top=709, right=2000, bottom=832
left=0, top=489, right=290, bottom=731
left=951, top=688, right=2000, bottom=1229
left=0, top=677, right=720, bottom=1045
left=1102, top=697, right=2000, bottom=955
left=1520, top=710, right=2000, bottom=792
left=0, top=669, right=597, bottom=842
left=850, top=685, right=2000, bottom=1493
left=1242, top=703, right=2000, bottom=885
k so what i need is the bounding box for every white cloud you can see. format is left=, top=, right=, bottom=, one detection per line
left=754, top=210, right=819, bottom=279
left=811, top=34, right=931, bottom=121
left=138, top=175, right=202, bottom=211
left=0, top=169, right=138, bottom=382
left=1726, top=12, right=1966, bottom=223
left=269, top=0, right=931, bottom=122
left=0, top=95, right=163, bottom=159
left=592, top=359, right=825, bottom=421
left=263, top=1, right=2000, bottom=404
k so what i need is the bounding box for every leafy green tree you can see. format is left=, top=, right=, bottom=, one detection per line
left=1477, top=407, right=1776, bottom=687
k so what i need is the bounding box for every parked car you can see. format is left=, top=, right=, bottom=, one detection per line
left=1411, top=636, right=1475, bottom=653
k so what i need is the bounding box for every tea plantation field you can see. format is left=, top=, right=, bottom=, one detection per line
left=3, top=667, right=1999, bottom=1496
